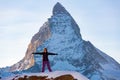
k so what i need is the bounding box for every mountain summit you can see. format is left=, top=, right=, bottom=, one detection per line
left=53, top=2, right=69, bottom=15
left=8, top=2, right=120, bottom=80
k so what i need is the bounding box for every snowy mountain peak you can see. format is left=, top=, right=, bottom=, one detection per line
left=53, top=2, right=69, bottom=15
left=2, top=2, right=120, bottom=80
left=52, top=2, right=82, bottom=39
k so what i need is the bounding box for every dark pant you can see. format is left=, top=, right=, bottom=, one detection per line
left=42, top=61, right=52, bottom=72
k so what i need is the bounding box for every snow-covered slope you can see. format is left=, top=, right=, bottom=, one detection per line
left=2, top=71, right=89, bottom=80
left=2, top=2, right=120, bottom=80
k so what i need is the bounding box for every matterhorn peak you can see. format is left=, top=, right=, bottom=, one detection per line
left=53, top=2, right=69, bottom=15
left=6, top=2, right=120, bottom=80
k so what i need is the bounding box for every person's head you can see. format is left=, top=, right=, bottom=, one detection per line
left=43, top=48, right=47, bottom=53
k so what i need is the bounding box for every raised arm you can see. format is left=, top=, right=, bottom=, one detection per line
left=48, top=52, right=58, bottom=55
left=32, top=52, right=44, bottom=55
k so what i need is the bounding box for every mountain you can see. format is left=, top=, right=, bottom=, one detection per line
left=6, top=2, right=120, bottom=80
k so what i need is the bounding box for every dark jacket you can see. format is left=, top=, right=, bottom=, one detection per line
left=33, top=52, right=57, bottom=61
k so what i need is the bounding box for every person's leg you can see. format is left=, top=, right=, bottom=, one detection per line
left=42, top=61, right=46, bottom=72
left=46, top=61, right=52, bottom=72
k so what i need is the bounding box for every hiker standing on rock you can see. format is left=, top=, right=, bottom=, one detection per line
left=32, top=48, right=57, bottom=72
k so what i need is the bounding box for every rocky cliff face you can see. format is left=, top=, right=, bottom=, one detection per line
left=10, top=21, right=51, bottom=71
left=10, top=2, right=120, bottom=80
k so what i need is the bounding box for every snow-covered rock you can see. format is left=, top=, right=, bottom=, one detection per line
left=2, top=71, right=89, bottom=80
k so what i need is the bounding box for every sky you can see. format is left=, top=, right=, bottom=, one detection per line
left=0, top=0, right=120, bottom=67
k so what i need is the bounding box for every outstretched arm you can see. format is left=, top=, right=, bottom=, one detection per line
left=48, top=52, right=58, bottom=55
left=32, top=52, right=44, bottom=55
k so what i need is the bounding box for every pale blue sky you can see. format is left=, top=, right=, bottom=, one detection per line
left=0, top=0, right=120, bottom=67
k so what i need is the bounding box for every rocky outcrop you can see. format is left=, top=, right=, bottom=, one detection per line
left=16, top=75, right=74, bottom=80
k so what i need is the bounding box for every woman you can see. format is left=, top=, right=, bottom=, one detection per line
left=32, top=48, right=57, bottom=72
